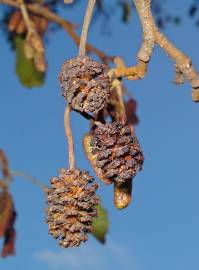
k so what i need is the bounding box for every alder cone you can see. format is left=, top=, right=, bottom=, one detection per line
left=46, top=169, right=99, bottom=248
left=90, top=122, right=144, bottom=183
left=58, top=56, right=110, bottom=115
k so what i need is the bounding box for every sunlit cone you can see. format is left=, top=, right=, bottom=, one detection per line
left=83, top=134, right=113, bottom=185
left=46, top=169, right=99, bottom=248
left=90, top=122, right=144, bottom=183
left=58, top=56, right=110, bottom=115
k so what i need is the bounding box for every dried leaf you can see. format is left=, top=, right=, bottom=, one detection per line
left=0, top=190, right=13, bottom=237
left=28, top=33, right=44, bottom=53
left=34, top=51, right=47, bottom=72
left=8, top=11, right=22, bottom=32
left=0, top=150, right=11, bottom=180
left=0, top=188, right=17, bottom=258
left=2, top=228, right=16, bottom=258
left=125, top=99, right=139, bottom=126
left=23, top=40, right=34, bottom=60
left=120, top=2, right=132, bottom=22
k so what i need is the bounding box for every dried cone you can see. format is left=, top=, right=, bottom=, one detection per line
left=46, top=169, right=99, bottom=248
left=90, top=122, right=144, bottom=183
left=58, top=56, right=110, bottom=115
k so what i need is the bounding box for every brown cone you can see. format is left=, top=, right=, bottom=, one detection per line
left=58, top=56, right=110, bottom=115
left=46, top=169, right=99, bottom=248
left=90, top=122, right=144, bottom=183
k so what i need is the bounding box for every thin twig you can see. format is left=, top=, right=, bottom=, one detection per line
left=17, top=0, right=35, bottom=34
left=64, top=105, right=75, bottom=170
left=79, top=0, right=96, bottom=57
left=154, top=29, right=199, bottom=101
left=10, top=169, right=49, bottom=192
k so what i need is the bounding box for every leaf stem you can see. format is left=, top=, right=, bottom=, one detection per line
left=17, top=0, right=35, bottom=35
left=64, top=105, right=75, bottom=170
left=10, top=169, right=49, bottom=192
left=79, top=0, right=96, bottom=57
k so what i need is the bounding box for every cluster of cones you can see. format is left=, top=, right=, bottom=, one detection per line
left=46, top=55, right=144, bottom=248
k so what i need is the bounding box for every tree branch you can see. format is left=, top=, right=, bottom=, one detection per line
left=134, top=0, right=155, bottom=63
left=113, top=0, right=199, bottom=101
left=154, top=30, right=199, bottom=101
left=111, top=0, right=154, bottom=80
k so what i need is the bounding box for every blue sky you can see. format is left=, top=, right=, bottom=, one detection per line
left=1, top=1, right=199, bottom=270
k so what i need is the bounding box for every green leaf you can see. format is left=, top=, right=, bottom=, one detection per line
left=92, top=203, right=109, bottom=244
left=15, top=36, right=45, bottom=88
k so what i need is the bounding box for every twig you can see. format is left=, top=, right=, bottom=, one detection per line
left=109, top=0, right=154, bottom=80
left=108, top=57, right=127, bottom=123
left=17, top=0, right=35, bottom=35
left=64, top=105, right=75, bottom=170
left=10, top=169, right=49, bottom=192
left=154, top=30, right=199, bottom=101
left=79, top=0, right=96, bottom=57
left=134, top=0, right=199, bottom=101
left=112, top=61, right=147, bottom=80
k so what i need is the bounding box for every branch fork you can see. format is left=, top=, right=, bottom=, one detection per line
left=111, top=0, right=199, bottom=101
